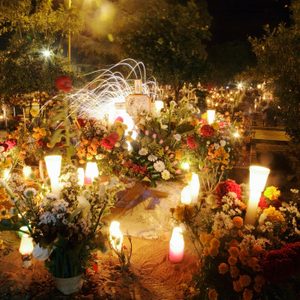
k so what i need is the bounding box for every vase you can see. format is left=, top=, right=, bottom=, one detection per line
left=53, top=274, right=83, bottom=295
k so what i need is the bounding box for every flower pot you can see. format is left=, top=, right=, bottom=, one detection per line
left=53, top=274, right=83, bottom=295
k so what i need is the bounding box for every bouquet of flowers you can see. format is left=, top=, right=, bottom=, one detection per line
left=0, top=164, right=124, bottom=292
left=172, top=181, right=300, bottom=300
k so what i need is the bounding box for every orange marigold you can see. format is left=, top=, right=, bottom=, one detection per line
left=230, top=266, right=240, bottom=278
left=210, top=238, right=220, bottom=249
left=218, top=263, right=229, bottom=275
left=243, top=288, right=253, bottom=300
left=208, top=288, right=218, bottom=300
left=228, top=246, right=239, bottom=257
left=232, top=216, right=244, bottom=228
left=233, top=280, right=243, bottom=293
left=228, top=256, right=238, bottom=266
left=239, top=275, right=251, bottom=288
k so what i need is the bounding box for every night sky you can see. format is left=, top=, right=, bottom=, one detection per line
left=207, top=0, right=291, bottom=44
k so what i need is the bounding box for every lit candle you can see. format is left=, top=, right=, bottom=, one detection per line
left=207, top=109, right=216, bottom=125
left=181, top=185, right=192, bottom=205
left=77, top=168, right=85, bottom=187
left=245, top=166, right=270, bottom=225
left=189, top=172, right=200, bottom=203
left=23, top=166, right=32, bottom=179
left=181, top=162, right=190, bottom=171
left=18, top=225, right=30, bottom=239
left=85, top=162, right=99, bottom=184
left=109, top=221, right=123, bottom=252
left=3, top=168, right=10, bottom=181
left=19, top=234, right=34, bottom=268
left=155, top=100, right=164, bottom=113
left=169, top=227, right=184, bottom=263
left=44, top=155, right=62, bottom=194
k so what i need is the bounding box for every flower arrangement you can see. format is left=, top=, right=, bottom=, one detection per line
left=172, top=182, right=300, bottom=300
left=0, top=164, right=124, bottom=281
left=76, top=117, right=128, bottom=176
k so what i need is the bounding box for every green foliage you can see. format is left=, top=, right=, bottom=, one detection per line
left=0, top=0, right=83, bottom=99
left=118, top=0, right=211, bottom=98
left=250, top=0, right=300, bottom=142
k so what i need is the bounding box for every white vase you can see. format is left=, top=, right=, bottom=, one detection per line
left=53, top=274, right=83, bottom=295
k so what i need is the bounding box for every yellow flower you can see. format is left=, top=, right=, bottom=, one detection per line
left=218, top=263, right=229, bottom=275
left=264, top=186, right=281, bottom=200
left=208, top=288, right=218, bottom=300
left=260, top=206, right=285, bottom=223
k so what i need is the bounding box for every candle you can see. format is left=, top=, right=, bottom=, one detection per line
left=181, top=185, right=192, bottom=205
left=23, top=166, right=32, bottom=179
left=85, top=162, right=99, bottom=184
left=155, top=100, right=164, bottom=113
left=44, top=155, right=62, bottom=194
left=77, top=168, right=85, bottom=187
left=181, top=162, right=190, bottom=171
left=207, top=109, right=216, bottom=125
left=18, top=225, right=30, bottom=239
left=109, top=221, right=123, bottom=252
left=245, top=166, right=270, bottom=225
left=169, top=227, right=184, bottom=263
left=3, top=168, right=10, bottom=181
left=19, top=234, right=34, bottom=268
left=189, top=172, right=200, bottom=203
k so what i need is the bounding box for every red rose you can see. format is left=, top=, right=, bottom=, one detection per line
left=55, top=76, right=72, bottom=92
left=100, top=132, right=119, bottom=150
left=258, top=195, right=269, bottom=209
left=200, top=125, right=215, bottom=137
left=261, top=242, right=300, bottom=283
left=77, top=118, right=87, bottom=128
left=187, top=136, right=198, bottom=149
left=216, top=179, right=242, bottom=201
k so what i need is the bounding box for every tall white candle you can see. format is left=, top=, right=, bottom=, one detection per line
left=155, top=100, right=164, bottom=113
left=189, top=172, right=200, bottom=203
left=85, top=162, right=99, bottom=184
left=169, top=227, right=184, bottom=263
left=19, top=234, right=34, bottom=256
left=207, top=109, right=216, bottom=125
left=109, top=221, right=123, bottom=252
left=44, top=155, right=62, bottom=194
left=23, top=166, right=32, bottom=179
left=245, top=166, right=270, bottom=225
left=181, top=185, right=192, bottom=205
left=77, top=168, right=85, bottom=187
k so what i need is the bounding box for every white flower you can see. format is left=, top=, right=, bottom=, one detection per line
left=139, top=148, right=148, bottom=156
left=161, top=170, right=170, bottom=180
left=291, top=188, right=299, bottom=194
left=154, top=160, right=165, bottom=172
left=148, top=154, right=158, bottom=162
left=77, top=195, right=91, bottom=219
left=23, top=187, right=37, bottom=198
left=32, top=244, right=52, bottom=261
left=39, top=211, right=56, bottom=225
left=174, top=134, right=181, bottom=141
left=214, top=143, right=220, bottom=149
left=220, top=140, right=226, bottom=147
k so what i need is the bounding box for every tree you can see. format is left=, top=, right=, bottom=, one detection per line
left=250, top=0, right=300, bottom=142
left=0, top=0, right=83, bottom=98
left=118, top=0, right=211, bottom=99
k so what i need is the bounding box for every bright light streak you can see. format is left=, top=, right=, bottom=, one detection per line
left=41, top=49, right=52, bottom=59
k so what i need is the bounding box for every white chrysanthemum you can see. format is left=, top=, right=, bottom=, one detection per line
left=174, top=134, right=181, bottom=141
left=220, top=140, right=226, bottom=147
left=138, top=148, right=148, bottom=156
left=23, top=187, right=37, bottom=198
left=161, top=170, right=171, bottom=180
left=148, top=154, right=158, bottom=162
left=154, top=160, right=165, bottom=172
left=39, top=211, right=56, bottom=225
